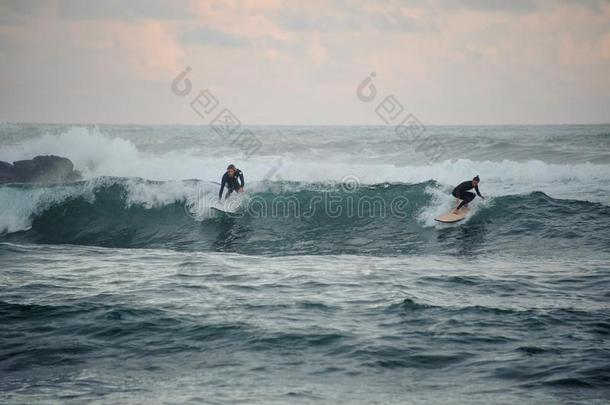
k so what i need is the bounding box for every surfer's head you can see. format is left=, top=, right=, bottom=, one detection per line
left=227, top=164, right=236, bottom=177
left=473, top=175, right=480, bottom=186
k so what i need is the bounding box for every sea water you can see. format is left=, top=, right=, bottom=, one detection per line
left=1, top=124, right=609, bottom=403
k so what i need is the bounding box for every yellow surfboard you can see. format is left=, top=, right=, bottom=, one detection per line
left=434, top=203, right=469, bottom=223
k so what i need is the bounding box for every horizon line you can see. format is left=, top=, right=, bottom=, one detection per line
left=3, top=121, right=610, bottom=127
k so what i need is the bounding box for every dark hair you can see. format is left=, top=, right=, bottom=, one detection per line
left=227, top=164, right=236, bottom=170
left=473, top=175, right=480, bottom=182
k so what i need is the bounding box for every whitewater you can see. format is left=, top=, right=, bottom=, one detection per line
left=1, top=123, right=609, bottom=404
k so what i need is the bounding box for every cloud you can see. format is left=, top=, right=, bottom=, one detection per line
left=188, top=0, right=293, bottom=42
left=0, top=0, right=609, bottom=124
left=71, top=20, right=185, bottom=78
left=182, top=27, right=250, bottom=48
left=308, top=44, right=328, bottom=66
left=272, top=1, right=433, bottom=33
left=58, top=0, right=191, bottom=21
left=438, top=0, right=537, bottom=13
left=0, top=0, right=56, bottom=25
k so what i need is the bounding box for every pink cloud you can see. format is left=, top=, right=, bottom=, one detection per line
left=70, top=20, right=184, bottom=79
left=189, top=0, right=294, bottom=43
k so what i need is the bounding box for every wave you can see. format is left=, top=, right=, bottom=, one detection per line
left=1, top=127, right=609, bottom=202
left=1, top=177, right=608, bottom=256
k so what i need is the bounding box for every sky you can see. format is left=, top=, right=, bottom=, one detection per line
left=0, top=0, right=609, bottom=125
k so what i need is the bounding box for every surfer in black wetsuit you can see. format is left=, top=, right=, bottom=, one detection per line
left=452, top=175, right=485, bottom=213
left=219, top=164, right=245, bottom=200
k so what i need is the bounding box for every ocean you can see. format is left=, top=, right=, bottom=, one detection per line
left=1, top=123, right=609, bottom=404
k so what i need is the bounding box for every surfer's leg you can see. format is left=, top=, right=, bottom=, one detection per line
left=452, top=191, right=461, bottom=212
left=456, top=192, right=475, bottom=210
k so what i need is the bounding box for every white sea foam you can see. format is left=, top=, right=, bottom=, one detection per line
left=2, top=127, right=608, bottom=190
left=1, top=127, right=608, bottom=233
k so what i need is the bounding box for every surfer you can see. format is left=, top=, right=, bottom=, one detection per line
left=219, top=164, right=244, bottom=200
left=452, top=175, right=485, bottom=213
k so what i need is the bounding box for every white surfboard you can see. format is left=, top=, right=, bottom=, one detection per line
left=434, top=204, right=470, bottom=223
left=211, top=195, right=243, bottom=214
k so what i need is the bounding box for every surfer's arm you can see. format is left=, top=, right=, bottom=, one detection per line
left=238, top=172, right=244, bottom=188
left=218, top=176, right=226, bottom=200
left=475, top=186, right=484, bottom=199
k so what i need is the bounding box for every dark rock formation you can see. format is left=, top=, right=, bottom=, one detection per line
left=0, top=155, right=82, bottom=184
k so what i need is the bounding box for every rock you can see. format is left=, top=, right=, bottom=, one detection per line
left=0, top=155, right=82, bottom=184
left=0, top=161, right=20, bottom=183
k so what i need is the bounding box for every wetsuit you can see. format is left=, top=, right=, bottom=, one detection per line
left=452, top=180, right=482, bottom=210
left=219, top=170, right=244, bottom=199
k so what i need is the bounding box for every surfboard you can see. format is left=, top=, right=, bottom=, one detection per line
left=211, top=203, right=239, bottom=214
left=211, top=196, right=243, bottom=214
left=434, top=205, right=469, bottom=223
